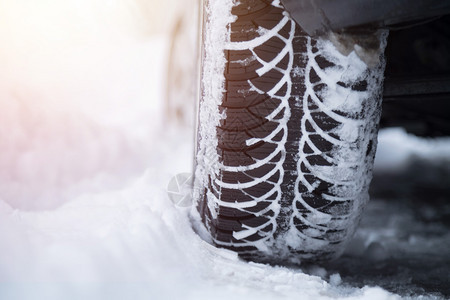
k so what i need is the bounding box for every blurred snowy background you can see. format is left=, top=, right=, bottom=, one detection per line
left=0, top=1, right=449, bottom=299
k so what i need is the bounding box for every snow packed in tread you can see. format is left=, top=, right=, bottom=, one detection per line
left=194, top=0, right=387, bottom=263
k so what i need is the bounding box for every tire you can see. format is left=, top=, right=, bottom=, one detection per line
left=193, top=0, right=387, bottom=263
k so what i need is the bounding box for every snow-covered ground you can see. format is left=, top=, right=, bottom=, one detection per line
left=0, top=2, right=449, bottom=299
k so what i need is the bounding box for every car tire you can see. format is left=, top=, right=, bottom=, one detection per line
left=193, top=0, right=387, bottom=263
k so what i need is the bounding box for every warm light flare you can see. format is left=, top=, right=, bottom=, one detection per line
left=0, top=0, right=177, bottom=209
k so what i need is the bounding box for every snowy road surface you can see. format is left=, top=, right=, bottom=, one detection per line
left=0, top=34, right=449, bottom=299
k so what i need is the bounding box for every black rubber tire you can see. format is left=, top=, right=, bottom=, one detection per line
left=193, top=0, right=386, bottom=263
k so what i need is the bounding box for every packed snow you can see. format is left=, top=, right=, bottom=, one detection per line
left=0, top=1, right=449, bottom=299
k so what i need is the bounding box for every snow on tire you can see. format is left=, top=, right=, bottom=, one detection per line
left=193, top=0, right=387, bottom=263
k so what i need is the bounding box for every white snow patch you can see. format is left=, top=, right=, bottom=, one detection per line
left=330, top=273, right=342, bottom=286
left=375, top=127, right=450, bottom=172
